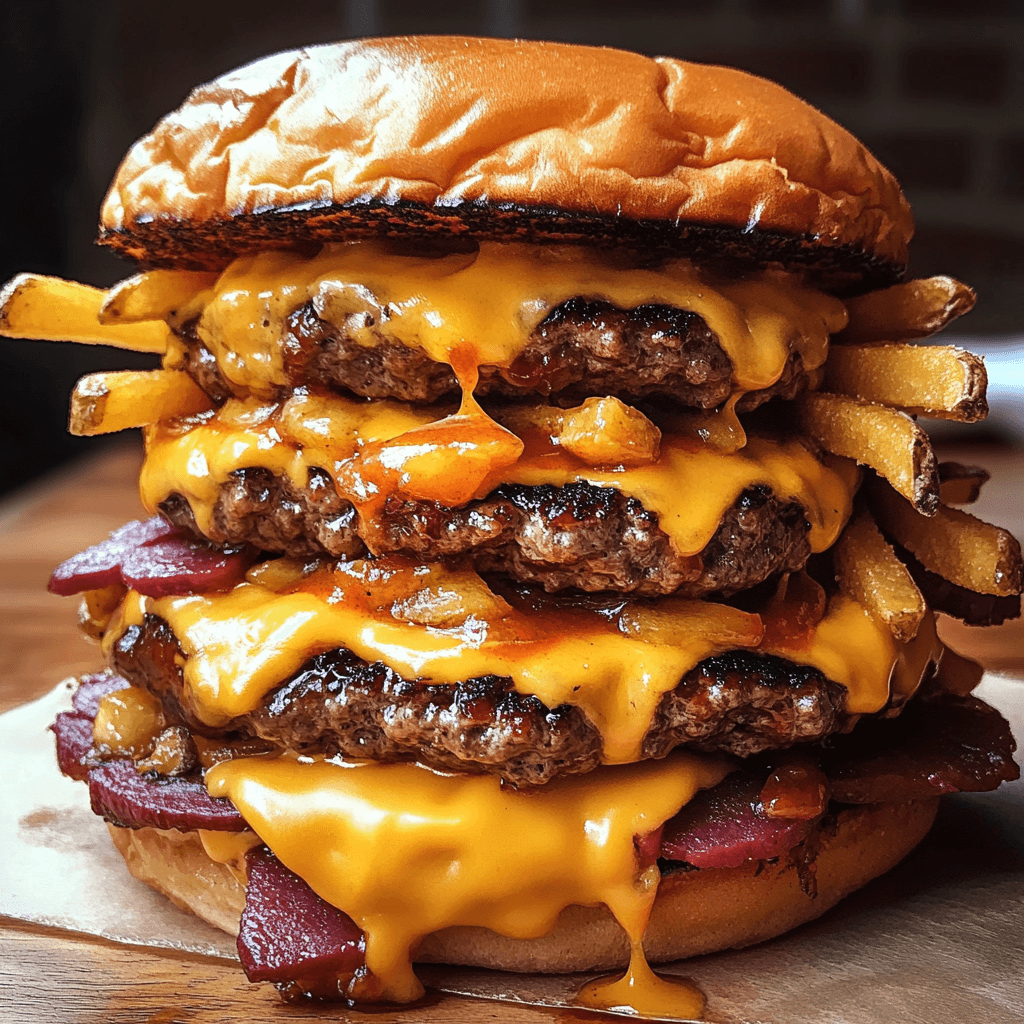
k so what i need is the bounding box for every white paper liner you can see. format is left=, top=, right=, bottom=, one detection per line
left=2, top=675, right=1022, bottom=1023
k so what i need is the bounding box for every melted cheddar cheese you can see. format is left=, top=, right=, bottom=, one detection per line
left=206, top=749, right=732, bottom=1003
left=162, top=242, right=847, bottom=399
left=102, top=561, right=938, bottom=764
left=140, top=391, right=858, bottom=560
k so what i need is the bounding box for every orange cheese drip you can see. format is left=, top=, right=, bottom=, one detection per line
left=206, top=749, right=732, bottom=1004
left=140, top=392, right=857, bottom=560
left=161, top=242, right=847, bottom=400
left=103, top=561, right=938, bottom=764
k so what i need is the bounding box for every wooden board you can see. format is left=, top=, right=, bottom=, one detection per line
left=1, top=438, right=1021, bottom=1022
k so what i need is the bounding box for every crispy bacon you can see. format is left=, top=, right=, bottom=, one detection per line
left=239, top=846, right=364, bottom=988
left=87, top=759, right=246, bottom=831
left=659, top=771, right=818, bottom=868
left=48, top=517, right=256, bottom=599
left=822, top=689, right=1019, bottom=803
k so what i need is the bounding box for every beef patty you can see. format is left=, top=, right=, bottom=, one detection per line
left=179, top=298, right=813, bottom=408
left=159, top=479, right=812, bottom=597
left=111, top=616, right=850, bottom=787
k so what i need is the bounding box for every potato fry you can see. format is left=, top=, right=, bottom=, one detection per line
left=799, top=392, right=939, bottom=515
left=834, top=508, right=925, bottom=641
left=69, top=370, right=213, bottom=435
left=560, top=397, right=661, bottom=466
left=98, top=270, right=218, bottom=325
left=618, top=598, right=763, bottom=649
left=933, top=645, right=984, bottom=696
left=0, top=273, right=169, bottom=352
left=938, top=461, right=989, bottom=505
left=824, top=344, right=987, bottom=422
left=870, top=479, right=1023, bottom=597
left=837, top=275, right=976, bottom=345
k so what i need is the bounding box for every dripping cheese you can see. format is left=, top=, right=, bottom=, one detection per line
left=140, top=391, right=858, bottom=558
left=154, top=242, right=847, bottom=399
left=206, top=748, right=732, bottom=1002
left=103, top=561, right=936, bottom=763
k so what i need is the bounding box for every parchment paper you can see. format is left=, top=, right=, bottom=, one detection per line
left=2, top=676, right=1022, bottom=1024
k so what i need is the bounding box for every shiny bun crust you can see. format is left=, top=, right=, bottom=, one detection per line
left=109, top=799, right=938, bottom=974
left=99, top=36, right=912, bottom=287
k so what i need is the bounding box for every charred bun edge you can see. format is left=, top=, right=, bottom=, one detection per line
left=106, top=798, right=938, bottom=974
left=99, top=200, right=905, bottom=294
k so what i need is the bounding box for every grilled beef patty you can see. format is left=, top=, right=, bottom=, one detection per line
left=111, top=616, right=849, bottom=787
left=179, top=298, right=812, bottom=408
left=159, top=480, right=811, bottom=598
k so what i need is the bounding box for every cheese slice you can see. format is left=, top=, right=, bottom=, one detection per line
left=140, top=390, right=858, bottom=559
left=205, top=748, right=732, bottom=1003
left=159, top=242, right=847, bottom=399
left=103, top=558, right=938, bottom=764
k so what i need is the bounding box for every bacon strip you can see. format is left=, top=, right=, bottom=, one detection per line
left=822, top=690, right=1019, bottom=803
left=659, top=771, right=817, bottom=868
left=49, top=517, right=256, bottom=599
left=87, top=759, right=246, bottom=831
left=239, top=846, right=364, bottom=986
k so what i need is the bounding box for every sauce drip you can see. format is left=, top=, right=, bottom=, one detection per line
left=333, top=345, right=524, bottom=533
left=575, top=948, right=706, bottom=1021
left=574, top=864, right=705, bottom=1021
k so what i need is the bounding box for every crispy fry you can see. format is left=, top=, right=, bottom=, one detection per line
left=69, top=370, right=213, bottom=436
left=799, top=392, right=939, bottom=515
left=837, top=275, right=976, bottom=345
left=824, top=344, right=987, bottom=422
left=98, top=270, right=218, bottom=325
left=618, top=598, right=763, bottom=649
left=0, top=273, right=169, bottom=352
left=834, top=509, right=925, bottom=641
left=870, top=479, right=1023, bottom=597
left=938, top=462, right=990, bottom=505
left=933, top=645, right=984, bottom=696
left=560, top=397, right=661, bottom=466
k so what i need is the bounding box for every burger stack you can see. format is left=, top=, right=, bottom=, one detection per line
left=3, top=38, right=1020, bottom=1014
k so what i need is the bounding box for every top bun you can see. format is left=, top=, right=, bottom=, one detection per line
left=100, top=36, right=912, bottom=289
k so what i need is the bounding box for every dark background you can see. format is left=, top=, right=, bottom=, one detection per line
left=3, top=0, right=1023, bottom=496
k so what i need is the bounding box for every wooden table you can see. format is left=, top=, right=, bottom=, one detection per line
left=2, top=439, right=1022, bottom=1023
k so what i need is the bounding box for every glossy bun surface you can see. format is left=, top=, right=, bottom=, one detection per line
left=100, top=37, right=912, bottom=286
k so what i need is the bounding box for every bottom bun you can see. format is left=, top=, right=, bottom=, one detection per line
left=108, top=798, right=938, bottom=973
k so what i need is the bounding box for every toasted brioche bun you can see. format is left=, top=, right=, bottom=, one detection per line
left=107, top=798, right=938, bottom=972
left=100, top=37, right=911, bottom=288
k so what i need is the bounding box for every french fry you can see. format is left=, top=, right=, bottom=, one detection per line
left=938, top=461, right=989, bottom=505
left=870, top=479, right=1023, bottom=597
left=69, top=370, right=213, bottom=436
left=0, top=273, right=169, bottom=352
left=98, top=270, right=218, bottom=325
left=823, top=344, right=987, bottom=422
left=799, top=392, right=939, bottom=515
left=834, top=509, right=926, bottom=641
left=618, top=598, right=763, bottom=649
left=933, top=645, right=984, bottom=696
left=837, top=275, right=976, bottom=345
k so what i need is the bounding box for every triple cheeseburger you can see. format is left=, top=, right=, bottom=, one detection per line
left=4, top=37, right=1021, bottom=1015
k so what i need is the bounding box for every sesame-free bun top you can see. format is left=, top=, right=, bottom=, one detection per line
left=100, top=36, right=913, bottom=288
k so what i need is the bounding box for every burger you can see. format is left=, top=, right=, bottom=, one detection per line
left=2, top=36, right=1020, bottom=1017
